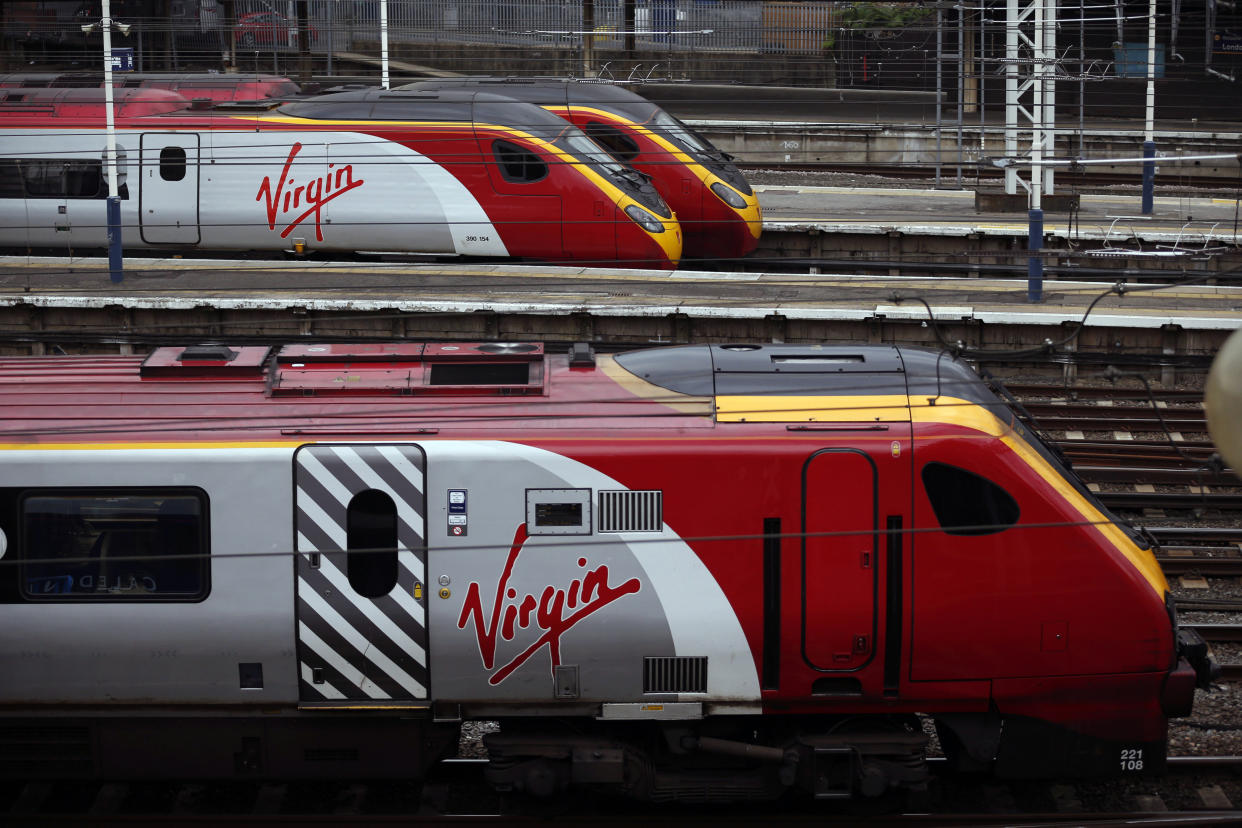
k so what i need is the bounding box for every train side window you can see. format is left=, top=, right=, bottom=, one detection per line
left=0, top=160, right=23, bottom=198
left=584, top=122, right=640, bottom=162
left=493, top=139, right=548, bottom=183
left=63, top=160, right=104, bottom=197
left=20, top=160, right=70, bottom=197
left=159, top=146, right=187, bottom=182
left=346, top=489, right=398, bottom=598
left=921, top=462, right=1020, bottom=536
left=16, top=490, right=208, bottom=601
left=13, top=159, right=106, bottom=199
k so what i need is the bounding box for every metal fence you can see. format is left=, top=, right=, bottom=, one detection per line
left=231, top=0, right=837, bottom=55
left=3, top=0, right=841, bottom=74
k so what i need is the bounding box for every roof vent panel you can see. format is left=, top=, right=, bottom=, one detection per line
left=140, top=345, right=270, bottom=379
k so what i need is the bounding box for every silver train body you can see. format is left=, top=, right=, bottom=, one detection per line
left=2, top=128, right=515, bottom=256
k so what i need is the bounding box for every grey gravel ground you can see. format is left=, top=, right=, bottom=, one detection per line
left=749, top=169, right=935, bottom=190
left=1172, top=682, right=1242, bottom=755
left=747, top=168, right=1238, bottom=197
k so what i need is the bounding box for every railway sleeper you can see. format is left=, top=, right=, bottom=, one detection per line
left=481, top=720, right=930, bottom=803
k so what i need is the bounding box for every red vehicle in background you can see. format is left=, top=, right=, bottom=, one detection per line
left=234, top=10, right=317, bottom=49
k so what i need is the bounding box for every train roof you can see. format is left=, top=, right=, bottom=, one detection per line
left=0, top=342, right=1014, bottom=443
left=0, top=72, right=299, bottom=101
left=397, top=77, right=658, bottom=112
left=277, top=89, right=587, bottom=129
left=0, top=86, right=191, bottom=117
left=615, top=343, right=1001, bottom=406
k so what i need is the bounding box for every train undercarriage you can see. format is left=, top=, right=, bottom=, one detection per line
left=482, top=716, right=930, bottom=804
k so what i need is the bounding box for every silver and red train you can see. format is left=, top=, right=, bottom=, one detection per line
left=0, top=86, right=681, bottom=267
left=0, top=340, right=1215, bottom=801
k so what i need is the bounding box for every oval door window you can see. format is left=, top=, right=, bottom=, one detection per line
left=159, top=146, right=186, bottom=182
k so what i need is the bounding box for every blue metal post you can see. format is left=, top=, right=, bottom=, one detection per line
left=1027, top=208, right=1044, bottom=302
left=107, top=196, right=123, bottom=283
left=106, top=197, right=123, bottom=285
left=101, top=0, right=123, bottom=284
left=1141, top=139, right=1156, bottom=215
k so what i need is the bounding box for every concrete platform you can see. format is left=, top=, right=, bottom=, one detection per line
left=0, top=256, right=1235, bottom=370
left=693, top=116, right=1242, bottom=184
left=751, top=185, right=1242, bottom=273
left=756, top=185, right=1242, bottom=245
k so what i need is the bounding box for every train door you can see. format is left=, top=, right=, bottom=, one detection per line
left=293, top=444, right=429, bottom=706
left=139, top=132, right=200, bottom=244
left=802, top=448, right=878, bottom=671
left=478, top=133, right=564, bottom=259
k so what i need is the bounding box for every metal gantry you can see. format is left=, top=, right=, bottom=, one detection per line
left=1005, top=0, right=1059, bottom=205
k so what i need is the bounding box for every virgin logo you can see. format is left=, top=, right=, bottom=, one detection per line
left=457, top=524, right=641, bottom=685
left=256, top=142, right=364, bottom=242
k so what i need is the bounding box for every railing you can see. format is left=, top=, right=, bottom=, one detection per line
left=232, top=0, right=836, bottom=55
left=4, top=0, right=841, bottom=73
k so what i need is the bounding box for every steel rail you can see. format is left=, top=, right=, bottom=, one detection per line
left=1159, top=558, right=1242, bottom=576
left=1100, top=491, right=1242, bottom=509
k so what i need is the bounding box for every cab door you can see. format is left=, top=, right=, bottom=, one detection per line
left=802, top=448, right=879, bottom=671
left=294, top=444, right=429, bottom=705
left=139, top=132, right=200, bottom=244
left=477, top=132, right=564, bottom=258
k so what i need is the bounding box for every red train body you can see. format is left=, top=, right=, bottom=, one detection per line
left=399, top=78, right=764, bottom=261
left=0, top=342, right=1214, bottom=802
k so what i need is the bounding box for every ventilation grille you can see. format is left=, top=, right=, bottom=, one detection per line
left=643, top=656, right=708, bottom=694
left=598, top=490, right=663, bottom=533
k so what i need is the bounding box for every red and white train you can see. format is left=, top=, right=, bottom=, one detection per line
left=0, top=86, right=681, bottom=267
left=0, top=340, right=1216, bottom=802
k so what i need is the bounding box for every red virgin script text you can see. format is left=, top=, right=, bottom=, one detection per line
left=256, top=142, right=364, bottom=241
left=457, top=524, right=641, bottom=685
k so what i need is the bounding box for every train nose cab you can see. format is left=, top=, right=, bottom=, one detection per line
left=607, top=167, right=681, bottom=269
left=643, top=109, right=762, bottom=260
left=545, top=120, right=681, bottom=269
left=398, top=79, right=739, bottom=264
left=473, top=97, right=681, bottom=269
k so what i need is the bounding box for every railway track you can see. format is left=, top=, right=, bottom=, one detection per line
left=1004, top=383, right=1207, bottom=402
left=1160, top=557, right=1242, bottom=576
left=1100, top=491, right=1242, bottom=510
left=1147, top=527, right=1242, bottom=545
left=1006, top=383, right=1240, bottom=511
left=5, top=756, right=1240, bottom=823
left=745, top=162, right=1242, bottom=194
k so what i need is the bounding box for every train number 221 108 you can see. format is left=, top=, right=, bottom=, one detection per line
left=1120, top=748, right=1144, bottom=771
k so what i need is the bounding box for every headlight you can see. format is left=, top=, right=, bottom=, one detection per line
left=625, top=204, right=665, bottom=234
left=710, top=182, right=748, bottom=209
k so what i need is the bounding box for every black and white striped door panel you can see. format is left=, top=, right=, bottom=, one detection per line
left=294, top=444, right=428, bottom=703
